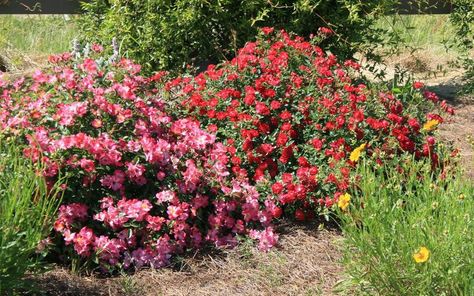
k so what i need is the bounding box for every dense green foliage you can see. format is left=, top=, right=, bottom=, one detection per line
left=450, top=0, right=474, bottom=94
left=339, top=155, right=474, bottom=295
left=0, top=138, right=64, bottom=294
left=79, top=0, right=395, bottom=72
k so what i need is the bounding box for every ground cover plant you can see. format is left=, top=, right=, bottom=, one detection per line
left=174, top=28, right=454, bottom=220
left=0, top=137, right=64, bottom=294
left=339, top=155, right=474, bottom=295
left=1, top=8, right=473, bottom=294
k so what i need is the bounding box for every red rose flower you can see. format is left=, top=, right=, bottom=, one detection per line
left=256, top=102, right=270, bottom=115
left=413, top=81, right=424, bottom=89
left=297, top=156, right=310, bottom=167
left=272, top=182, right=284, bottom=195
left=272, top=207, right=283, bottom=218
left=270, top=100, right=282, bottom=110
left=261, top=27, right=274, bottom=35
left=258, top=143, right=274, bottom=156
left=280, top=111, right=292, bottom=120
left=279, top=145, right=294, bottom=164
left=311, top=138, right=323, bottom=150
left=295, top=209, right=306, bottom=221
left=276, top=133, right=288, bottom=147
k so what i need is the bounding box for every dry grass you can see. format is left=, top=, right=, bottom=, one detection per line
left=0, top=47, right=49, bottom=78
left=30, top=224, right=344, bottom=296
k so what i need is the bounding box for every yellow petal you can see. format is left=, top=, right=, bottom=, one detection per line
left=422, top=120, right=439, bottom=132
left=413, top=246, right=430, bottom=263
left=338, top=193, right=351, bottom=210
left=349, top=144, right=366, bottom=162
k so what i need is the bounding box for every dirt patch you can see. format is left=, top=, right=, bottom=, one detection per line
left=384, top=50, right=457, bottom=76
left=31, top=225, right=344, bottom=296
left=0, top=49, right=49, bottom=79
left=439, top=98, right=474, bottom=179
left=358, top=48, right=468, bottom=87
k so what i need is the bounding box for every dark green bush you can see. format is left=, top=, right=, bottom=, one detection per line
left=79, top=0, right=395, bottom=72
left=450, top=0, right=474, bottom=94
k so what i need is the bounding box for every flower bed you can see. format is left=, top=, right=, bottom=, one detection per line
left=0, top=28, right=453, bottom=271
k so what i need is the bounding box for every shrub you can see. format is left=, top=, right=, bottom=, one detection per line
left=0, top=137, right=63, bottom=293
left=79, top=0, right=395, bottom=72
left=338, top=155, right=474, bottom=295
left=450, top=0, right=474, bottom=94
left=0, top=51, right=277, bottom=272
left=174, top=29, right=454, bottom=220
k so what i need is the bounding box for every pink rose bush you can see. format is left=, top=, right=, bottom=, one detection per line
left=0, top=52, right=277, bottom=271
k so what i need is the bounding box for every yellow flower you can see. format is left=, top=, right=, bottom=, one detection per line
left=338, top=193, right=351, bottom=211
left=422, top=120, right=439, bottom=132
left=349, top=143, right=366, bottom=162
left=413, top=246, right=430, bottom=263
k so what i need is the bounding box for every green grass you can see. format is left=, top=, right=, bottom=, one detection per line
left=0, top=15, right=78, bottom=70
left=0, top=137, right=64, bottom=294
left=374, top=14, right=459, bottom=54
left=338, top=156, right=474, bottom=295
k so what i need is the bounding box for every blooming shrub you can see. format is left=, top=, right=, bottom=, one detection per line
left=172, top=29, right=453, bottom=220
left=0, top=52, right=278, bottom=270
left=0, top=29, right=455, bottom=271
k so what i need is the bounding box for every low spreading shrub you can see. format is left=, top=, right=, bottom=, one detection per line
left=173, top=29, right=454, bottom=220
left=0, top=52, right=278, bottom=272
left=79, top=0, right=395, bottom=72
left=339, top=155, right=474, bottom=295
left=0, top=138, right=63, bottom=293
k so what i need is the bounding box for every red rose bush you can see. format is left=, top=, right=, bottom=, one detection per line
left=171, top=29, right=453, bottom=220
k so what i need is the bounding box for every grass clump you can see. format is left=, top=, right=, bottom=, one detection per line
left=0, top=138, right=64, bottom=294
left=375, top=14, right=458, bottom=51
left=339, top=155, right=474, bottom=295
left=0, top=15, right=77, bottom=71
